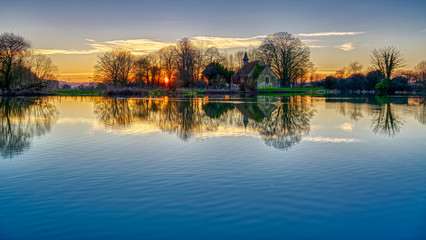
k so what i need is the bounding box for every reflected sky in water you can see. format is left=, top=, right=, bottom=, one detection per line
left=0, top=96, right=425, bottom=240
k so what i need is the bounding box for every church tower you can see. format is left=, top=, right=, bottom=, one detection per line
left=243, top=51, right=249, bottom=66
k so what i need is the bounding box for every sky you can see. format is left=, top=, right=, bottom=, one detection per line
left=1, top=0, right=425, bottom=82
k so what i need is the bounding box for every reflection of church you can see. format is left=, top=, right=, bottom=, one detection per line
left=234, top=96, right=278, bottom=128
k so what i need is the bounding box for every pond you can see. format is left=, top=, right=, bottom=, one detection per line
left=1, top=95, right=425, bottom=240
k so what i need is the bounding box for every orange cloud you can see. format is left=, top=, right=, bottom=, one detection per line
left=34, top=49, right=98, bottom=55
left=35, top=35, right=329, bottom=56
left=89, top=39, right=174, bottom=54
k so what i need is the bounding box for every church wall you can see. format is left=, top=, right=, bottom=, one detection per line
left=256, top=67, right=278, bottom=89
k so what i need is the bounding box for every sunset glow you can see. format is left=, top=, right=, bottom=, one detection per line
left=1, top=0, right=424, bottom=83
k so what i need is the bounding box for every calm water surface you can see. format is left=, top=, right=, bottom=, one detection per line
left=1, top=96, right=425, bottom=239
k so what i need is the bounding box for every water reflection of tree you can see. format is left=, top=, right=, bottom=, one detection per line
left=414, top=98, right=425, bottom=125
left=255, top=97, right=315, bottom=150
left=370, top=97, right=405, bottom=137
left=331, top=96, right=410, bottom=137
left=94, top=98, right=144, bottom=127
left=328, top=97, right=372, bottom=121
left=94, top=96, right=315, bottom=149
left=339, top=103, right=364, bottom=121
left=0, top=98, right=57, bottom=158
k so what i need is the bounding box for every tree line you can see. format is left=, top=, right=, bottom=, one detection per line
left=314, top=46, right=425, bottom=93
left=2, top=31, right=425, bottom=93
left=0, top=33, right=59, bottom=93
left=94, top=32, right=425, bottom=92
left=94, top=37, right=244, bottom=89
left=94, top=32, right=316, bottom=89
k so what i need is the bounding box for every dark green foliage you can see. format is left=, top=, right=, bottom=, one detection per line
left=202, top=62, right=229, bottom=87
left=202, top=102, right=234, bottom=118
left=375, top=78, right=391, bottom=93
left=239, top=64, right=264, bottom=91
left=251, top=64, right=263, bottom=81
left=225, top=71, right=235, bottom=84
left=375, top=77, right=411, bottom=94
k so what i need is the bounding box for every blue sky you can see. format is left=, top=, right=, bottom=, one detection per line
left=1, top=0, right=425, bottom=81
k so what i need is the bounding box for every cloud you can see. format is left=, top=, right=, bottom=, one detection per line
left=307, top=45, right=325, bottom=48
left=303, top=136, right=360, bottom=143
left=191, top=35, right=266, bottom=49
left=337, top=42, right=354, bottom=51
left=297, top=31, right=365, bottom=37
left=89, top=39, right=174, bottom=54
left=34, top=35, right=325, bottom=55
left=35, top=38, right=174, bottom=55
left=340, top=122, right=354, bottom=132
left=34, top=49, right=98, bottom=55
left=35, top=36, right=266, bottom=55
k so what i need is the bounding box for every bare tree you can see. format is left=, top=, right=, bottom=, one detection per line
left=334, top=61, right=363, bottom=79
left=20, top=54, right=58, bottom=90
left=0, top=33, right=31, bottom=92
left=28, top=55, right=58, bottom=80
left=347, top=61, right=364, bottom=76
left=175, top=38, right=196, bottom=87
left=133, top=55, right=163, bottom=88
left=94, top=48, right=134, bottom=87
left=414, top=60, right=426, bottom=83
left=258, top=32, right=312, bottom=87
left=158, top=45, right=177, bottom=84
left=223, top=51, right=244, bottom=72
left=133, top=56, right=150, bottom=88
left=204, top=47, right=224, bottom=65
left=370, top=46, right=406, bottom=79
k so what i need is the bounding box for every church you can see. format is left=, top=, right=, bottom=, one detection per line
left=232, top=52, right=279, bottom=90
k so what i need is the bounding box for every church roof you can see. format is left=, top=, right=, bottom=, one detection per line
left=232, top=61, right=265, bottom=84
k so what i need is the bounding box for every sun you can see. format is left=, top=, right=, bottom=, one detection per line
left=164, top=77, right=169, bottom=86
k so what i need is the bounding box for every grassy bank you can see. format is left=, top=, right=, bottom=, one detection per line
left=257, top=87, right=329, bottom=92
left=50, top=90, right=103, bottom=96
left=47, top=88, right=330, bottom=97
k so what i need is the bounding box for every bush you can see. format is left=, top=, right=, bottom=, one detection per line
left=366, top=70, right=384, bottom=90
left=62, top=84, right=71, bottom=90
left=390, top=76, right=410, bottom=92
left=95, top=83, right=107, bottom=90
left=375, top=78, right=391, bottom=93
left=347, top=74, right=366, bottom=90
left=324, top=76, right=338, bottom=89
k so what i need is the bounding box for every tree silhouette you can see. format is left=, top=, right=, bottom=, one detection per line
left=370, top=46, right=405, bottom=79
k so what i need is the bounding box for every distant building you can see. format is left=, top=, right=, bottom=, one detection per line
left=232, top=52, right=279, bottom=90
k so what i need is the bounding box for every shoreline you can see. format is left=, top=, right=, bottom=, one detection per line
left=1, top=88, right=425, bottom=97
